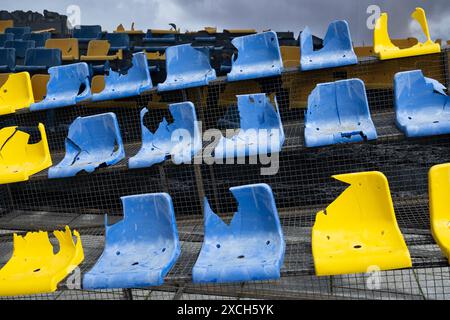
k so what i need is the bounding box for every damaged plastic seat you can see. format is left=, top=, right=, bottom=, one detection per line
left=0, top=72, right=34, bottom=115
left=48, top=112, right=125, bottom=179
left=83, top=193, right=180, bottom=289
left=129, top=102, right=201, bottom=169
left=91, top=52, right=152, bottom=102
left=30, top=62, right=91, bottom=111
left=157, top=44, right=216, bottom=92
left=429, top=163, right=450, bottom=263
left=374, top=7, right=440, bottom=60
left=214, top=93, right=285, bottom=159
left=227, top=31, right=283, bottom=82
left=193, top=183, right=285, bottom=283
left=0, top=124, right=52, bottom=184
left=300, top=20, right=357, bottom=71
left=312, top=171, right=412, bottom=276
left=394, top=70, right=450, bottom=138
left=304, top=78, right=377, bottom=147
left=0, top=226, right=84, bottom=296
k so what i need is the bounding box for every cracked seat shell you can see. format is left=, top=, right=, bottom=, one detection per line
left=304, top=78, right=377, bottom=147
left=48, top=112, right=125, bottom=179
left=312, top=171, right=412, bottom=276
left=0, top=226, right=84, bottom=296
left=0, top=123, right=52, bottom=184
left=193, top=183, right=285, bottom=283
left=0, top=72, right=34, bottom=115
left=82, top=193, right=180, bottom=289
left=129, top=102, right=201, bottom=169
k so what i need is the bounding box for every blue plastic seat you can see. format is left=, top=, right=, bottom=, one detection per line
left=5, top=27, right=31, bottom=40
left=300, top=20, right=358, bottom=71
left=73, top=25, right=102, bottom=43
left=394, top=70, right=450, bottom=138
left=227, top=31, right=283, bottom=82
left=48, top=112, right=125, bottom=179
left=157, top=44, right=216, bottom=92
left=214, top=93, right=285, bottom=159
left=0, top=33, right=13, bottom=47
left=22, top=32, right=51, bottom=47
left=4, top=40, right=35, bottom=59
left=193, top=183, right=285, bottom=283
left=104, top=33, right=130, bottom=51
left=129, top=102, right=202, bottom=169
left=30, top=62, right=91, bottom=111
left=83, top=193, right=180, bottom=289
left=92, top=52, right=153, bottom=102
left=0, top=48, right=15, bottom=72
left=15, top=48, right=62, bottom=72
left=304, top=78, right=377, bottom=147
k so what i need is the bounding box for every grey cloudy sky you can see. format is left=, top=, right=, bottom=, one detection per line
left=2, top=0, right=449, bottom=44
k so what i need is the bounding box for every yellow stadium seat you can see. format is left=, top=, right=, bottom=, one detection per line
left=204, top=27, right=217, bottom=34
left=429, top=163, right=450, bottom=263
left=80, top=40, right=122, bottom=61
left=45, top=38, right=79, bottom=61
left=354, top=38, right=418, bottom=58
left=0, top=226, right=84, bottom=296
left=374, top=7, right=440, bottom=60
left=0, top=123, right=52, bottom=184
left=90, top=75, right=105, bottom=94
left=0, top=20, right=13, bottom=33
left=312, top=171, right=411, bottom=276
left=114, top=22, right=143, bottom=34
left=31, top=74, right=50, bottom=102
left=149, top=29, right=179, bottom=35
left=218, top=81, right=262, bottom=108
left=280, top=46, right=300, bottom=68
left=145, top=50, right=165, bottom=60
left=0, top=72, right=34, bottom=115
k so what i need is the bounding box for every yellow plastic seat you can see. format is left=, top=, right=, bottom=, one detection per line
left=0, top=226, right=84, bottom=296
left=149, top=29, right=179, bottom=35
left=114, top=22, right=143, bottom=34
left=354, top=38, right=418, bottom=57
left=218, top=81, right=262, bottom=108
left=374, top=7, right=441, bottom=60
left=80, top=40, right=122, bottom=61
left=0, top=72, right=34, bottom=115
left=145, top=50, right=165, bottom=60
left=429, top=163, right=450, bottom=263
left=90, top=75, right=105, bottom=94
left=204, top=27, right=217, bottom=34
left=312, top=171, right=411, bottom=276
left=0, top=20, right=13, bottom=33
left=45, top=38, right=79, bottom=61
left=0, top=123, right=52, bottom=184
left=31, top=74, right=50, bottom=102
left=280, top=46, right=300, bottom=68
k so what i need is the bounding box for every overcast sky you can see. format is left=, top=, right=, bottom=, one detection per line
left=2, top=0, right=449, bottom=44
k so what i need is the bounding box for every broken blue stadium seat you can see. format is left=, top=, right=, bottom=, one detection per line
left=5, top=40, right=35, bottom=59
left=30, top=62, right=91, bottom=111
left=23, top=32, right=51, bottom=47
left=15, top=48, right=62, bottom=73
left=0, top=33, right=13, bottom=47
left=129, top=102, right=201, bottom=169
left=0, top=48, right=15, bottom=72
left=157, top=44, right=216, bottom=92
left=394, top=70, right=450, bottom=138
left=300, top=20, right=358, bottom=71
left=48, top=112, right=125, bottom=179
left=192, top=183, right=285, bottom=283
left=227, top=31, right=283, bottom=82
left=82, top=193, right=180, bottom=289
left=214, top=93, right=285, bottom=159
left=73, top=25, right=102, bottom=43
left=92, top=52, right=153, bottom=102
left=105, top=33, right=130, bottom=51
left=304, top=78, right=377, bottom=147
left=5, top=27, right=31, bottom=40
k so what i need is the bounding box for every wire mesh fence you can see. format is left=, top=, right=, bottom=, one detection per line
left=0, top=48, right=448, bottom=300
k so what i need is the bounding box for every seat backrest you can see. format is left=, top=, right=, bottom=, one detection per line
left=0, top=48, right=15, bottom=70
left=5, top=27, right=32, bottom=40
left=24, top=48, right=62, bottom=67
left=86, top=40, right=110, bottom=56
left=5, top=40, right=35, bottom=59
left=0, top=20, right=14, bottom=33
left=0, top=33, right=14, bottom=47
left=45, top=38, right=79, bottom=60
left=73, top=25, right=102, bottom=39
left=105, top=33, right=129, bottom=48
left=22, top=32, right=51, bottom=47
